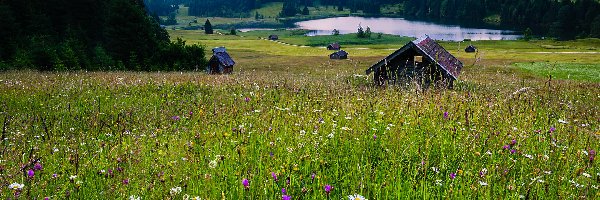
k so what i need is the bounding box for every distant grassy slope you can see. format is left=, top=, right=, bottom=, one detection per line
left=514, top=63, right=600, bottom=82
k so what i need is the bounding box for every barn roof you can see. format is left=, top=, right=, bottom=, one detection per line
left=328, top=43, right=341, bottom=49
left=366, top=36, right=463, bottom=80
left=331, top=50, right=348, bottom=56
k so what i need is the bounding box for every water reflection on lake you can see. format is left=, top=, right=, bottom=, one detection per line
left=296, top=17, right=521, bottom=41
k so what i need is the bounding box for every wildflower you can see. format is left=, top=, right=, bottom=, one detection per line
left=443, top=112, right=449, bottom=119
left=558, top=119, right=568, bottom=124
left=269, top=152, right=274, bottom=157
left=9, top=182, right=24, bottom=190
left=510, top=149, right=516, bottom=154
left=281, top=188, right=286, bottom=195
left=511, top=139, right=517, bottom=146
left=341, top=127, right=352, bottom=131
left=450, top=173, right=456, bottom=179
left=242, top=178, right=249, bottom=189
left=524, top=154, right=533, bottom=159
left=170, top=186, right=182, bottom=196
left=272, top=172, right=278, bottom=181
left=373, top=134, right=377, bottom=140
left=324, top=184, right=332, bottom=194
left=311, top=173, right=316, bottom=180
left=52, top=174, right=58, bottom=178
left=282, top=195, right=291, bottom=200
left=582, top=173, right=591, bottom=178
left=348, top=194, right=367, bottom=200
left=549, top=127, right=556, bottom=133
left=589, top=149, right=596, bottom=162
left=27, top=169, right=34, bottom=178
left=129, top=195, right=141, bottom=200
left=34, top=163, right=43, bottom=171
left=123, top=179, right=129, bottom=185
left=208, top=160, right=218, bottom=169
left=479, top=168, right=487, bottom=177
left=44, top=197, right=50, bottom=200
left=172, top=116, right=180, bottom=121
left=244, top=97, right=250, bottom=102
left=191, top=197, right=201, bottom=200
left=503, top=145, right=510, bottom=150
left=435, top=179, right=443, bottom=186
left=479, top=181, right=488, bottom=186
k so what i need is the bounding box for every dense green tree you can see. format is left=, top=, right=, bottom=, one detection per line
left=204, top=19, right=214, bottom=34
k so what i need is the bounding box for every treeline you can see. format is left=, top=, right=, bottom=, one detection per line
left=0, top=0, right=205, bottom=71
left=402, top=0, right=600, bottom=39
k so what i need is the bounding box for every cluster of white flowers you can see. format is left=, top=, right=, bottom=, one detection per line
left=170, top=186, right=182, bottom=196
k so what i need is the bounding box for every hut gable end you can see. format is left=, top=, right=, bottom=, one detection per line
left=365, top=36, right=463, bottom=88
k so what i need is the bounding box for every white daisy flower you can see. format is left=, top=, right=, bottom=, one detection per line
left=479, top=181, right=488, bottom=186
left=348, top=194, right=367, bottom=200
left=9, top=182, right=24, bottom=190
left=170, top=186, right=182, bottom=196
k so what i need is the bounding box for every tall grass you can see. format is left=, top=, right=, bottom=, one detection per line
left=0, top=66, right=597, bottom=199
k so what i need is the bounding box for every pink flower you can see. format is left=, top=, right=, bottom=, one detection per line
left=242, top=178, right=249, bottom=189
left=324, top=184, right=332, bottom=194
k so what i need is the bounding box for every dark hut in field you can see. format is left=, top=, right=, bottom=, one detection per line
left=330, top=50, right=348, bottom=59
left=465, top=45, right=477, bottom=53
left=327, top=43, right=341, bottom=50
left=365, top=36, right=463, bottom=88
left=268, top=35, right=279, bottom=40
left=207, top=47, right=235, bottom=74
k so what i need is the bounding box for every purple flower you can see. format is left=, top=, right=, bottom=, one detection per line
left=450, top=173, right=456, bottom=179
left=34, top=163, right=43, bottom=171
left=244, top=97, right=250, bottom=102
left=52, top=173, right=58, bottom=178
left=122, top=179, right=129, bottom=185
left=44, top=197, right=49, bottom=200
left=589, top=149, right=596, bottom=156
left=242, top=178, right=249, bottom=189
left=502, top=145, right=510, bottom=150
left=271, top=172, right=278, bottom=181
left=281, top=187, right=286, bottom=195
left=286, top=177, right=290, bottom=185
left=27, top=169, right=34, bottom=178
left=269, top=152, right=274, bottom=157
left=510, top=149, right=516, bottom=154
left=172, top=116, right=180, bottom=121
left=443, top=112, right=449, bottom=119
left=549, top=127, right=556, bottom=133
left=373, top=134, right=377, bottom=140
left=282, top=195, right=291, bottom=200
left=324, top=184, right=332, bottom=194
left=311, top=173, right=316, bottom=180
left=511, top=139, right=517, bottom=146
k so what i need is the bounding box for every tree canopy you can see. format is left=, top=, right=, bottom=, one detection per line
left=0, top=0, right=206, bottom=71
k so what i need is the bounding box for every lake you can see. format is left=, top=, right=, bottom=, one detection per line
left=295, top=17, right=521, bottom=41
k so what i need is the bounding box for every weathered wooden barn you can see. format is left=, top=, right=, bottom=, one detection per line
left=207, top=47, right=235, bottom=74
left=327, top=43, right=341, bottom=50
left=465, top=45, right=477, bottom=53
left=330, top=50, right=348, bottom=59
left=268, top=35, right=279, bottom=40
left=365, top=36, right=463, bottom=88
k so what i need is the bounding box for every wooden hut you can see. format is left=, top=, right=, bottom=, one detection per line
left=330, top=50, right=348, bottom=59
left=268, top=35, right=279, bottom=40
left=365, top=36, right=463, bottom=88
left=465, top=45, right=477, bottom=53
left=327, top=43, right=341, bottom=50
left=207, top=47, right=235, bottom=74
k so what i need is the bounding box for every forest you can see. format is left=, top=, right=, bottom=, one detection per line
left=0, top=0, right=205, bottom=71
left=145, top=0, right=600, bottom=39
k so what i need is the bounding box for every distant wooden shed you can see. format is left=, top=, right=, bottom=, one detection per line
left=207, top=47, right=235, bottom=74
left=268, top=35, right=279, bottom=40
left=465, top=45, right=477, bottom=53
left=365, top=36, right=463, bottom=88
left=330, top=50, right=348, bottom=59
left=327, top=43, right=341, bottom=50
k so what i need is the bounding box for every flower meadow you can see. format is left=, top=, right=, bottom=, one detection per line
left=0, top=69, right=598, bottom=199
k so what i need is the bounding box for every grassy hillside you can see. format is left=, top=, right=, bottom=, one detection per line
left=1, top=31, right=598, bottom=199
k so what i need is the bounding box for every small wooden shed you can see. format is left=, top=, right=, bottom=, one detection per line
left=365, top=36, right=463, bottom=88
left=330, top=50, right=348, bottom=59
left=327, top=43, right=341, bottom=50
left=465, top=45, right=477, bottom=53
left=207, top=47, right=235, bottom=74
left=268, top=35, right=279, bottom=40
